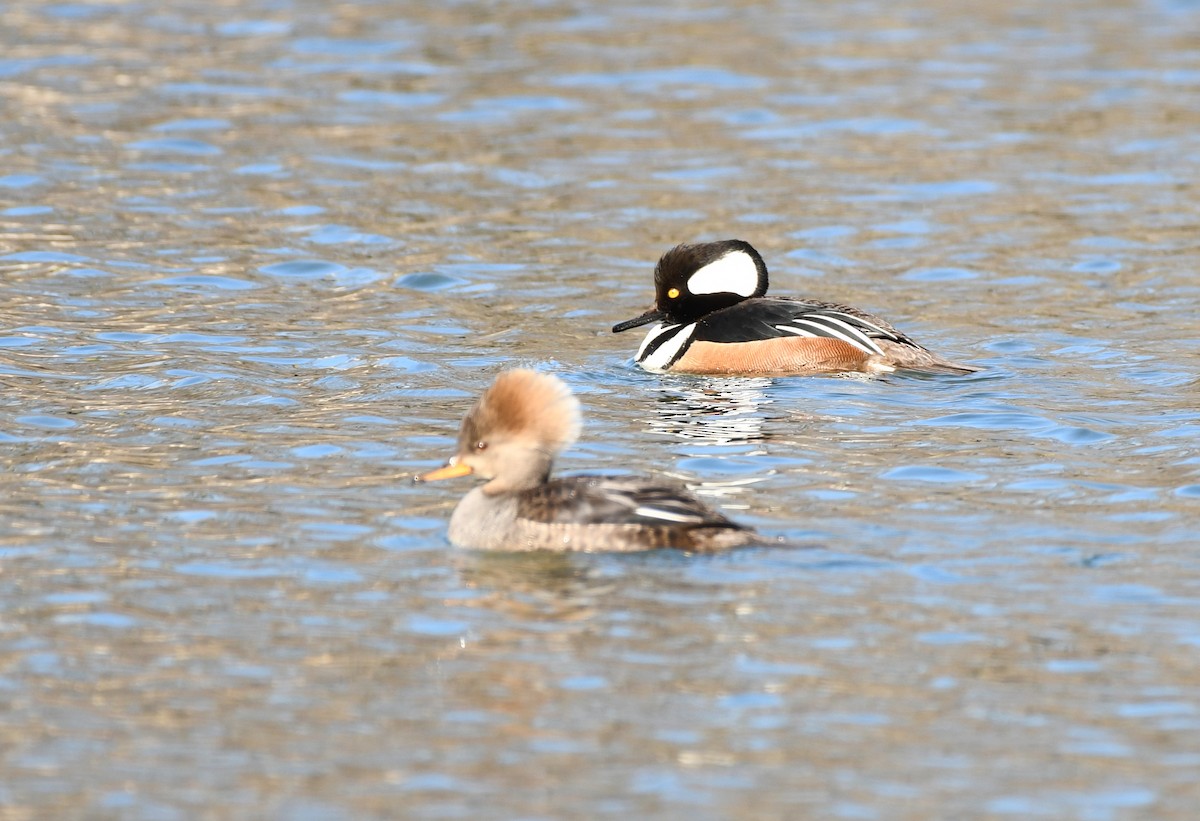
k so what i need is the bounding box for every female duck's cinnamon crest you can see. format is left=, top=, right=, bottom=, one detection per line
left=416, top=369, right=757, bottom=552
left=613, top=239, right=980, bottom=376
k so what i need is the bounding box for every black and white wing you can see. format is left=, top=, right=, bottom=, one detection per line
left=518, top=475, right=747, bottom=530
left=696, top=298, right=920, bottom=356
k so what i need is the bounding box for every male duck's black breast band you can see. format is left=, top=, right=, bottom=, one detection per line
left=637, top=322, right=696, bottom=368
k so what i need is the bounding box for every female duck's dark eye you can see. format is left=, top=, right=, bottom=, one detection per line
left=475, top=441, right=488, bottom=451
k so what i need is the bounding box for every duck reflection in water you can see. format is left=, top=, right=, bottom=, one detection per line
left=644, top=376, right=777, bottom=447
left=635, top=376, right=809, bottom=513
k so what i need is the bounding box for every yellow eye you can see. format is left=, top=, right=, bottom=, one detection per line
left=667, top=287, right=680, bottom=299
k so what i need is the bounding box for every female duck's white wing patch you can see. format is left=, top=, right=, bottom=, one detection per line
left=633, top=505, right=706, bottom=524
left=600, top=479, right=710, bottom=524
left=686, top=249, right=759, bottom=297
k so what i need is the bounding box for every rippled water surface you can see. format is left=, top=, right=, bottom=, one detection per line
left=3, top=0, right=1200, bottom=818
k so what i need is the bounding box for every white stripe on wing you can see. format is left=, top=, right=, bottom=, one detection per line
left=776, top=318, right=880, bottom=355
left=634, top=505, right=705, bottom=524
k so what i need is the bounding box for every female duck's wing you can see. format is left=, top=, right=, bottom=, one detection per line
left=518, top=475, right=748, bottom=530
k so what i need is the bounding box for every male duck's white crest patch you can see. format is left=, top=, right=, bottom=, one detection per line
left=686, top=249, right=759, bottom=297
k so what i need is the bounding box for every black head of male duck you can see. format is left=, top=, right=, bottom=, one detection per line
left=416, top=369, right=758, bottom=552
left=612, top=239, right=979, bottom=376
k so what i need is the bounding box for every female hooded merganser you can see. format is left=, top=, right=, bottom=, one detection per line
left=613, top=239, right=979, bottom=376
left=416, top=369, right=757, bottom=552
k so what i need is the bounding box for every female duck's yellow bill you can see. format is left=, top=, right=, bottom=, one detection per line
left=416, top=460, right=474, bottom=482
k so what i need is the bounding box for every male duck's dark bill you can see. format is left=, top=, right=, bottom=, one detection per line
left=612, top=308, right=666, bottom=334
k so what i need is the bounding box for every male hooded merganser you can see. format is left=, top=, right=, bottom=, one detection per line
left=613, top=239, right=980, bottom=376
left=415, top=369, right=757, bottom=552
